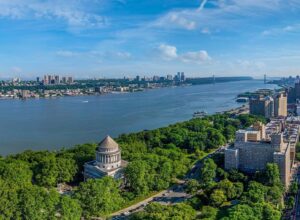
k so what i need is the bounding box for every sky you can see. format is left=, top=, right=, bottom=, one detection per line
left=1, top=0, right=300, bottom=79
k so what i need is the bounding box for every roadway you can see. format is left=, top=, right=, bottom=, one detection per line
left=110, top=145, right=228, bottom=219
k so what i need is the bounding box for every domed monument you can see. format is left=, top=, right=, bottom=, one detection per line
left=84, top=135, right=127, bottom=180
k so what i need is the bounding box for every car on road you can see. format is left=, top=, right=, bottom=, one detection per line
left=122, top=211, right=130, bottom=216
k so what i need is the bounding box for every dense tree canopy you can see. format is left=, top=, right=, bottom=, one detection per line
left=200, top=158, right=217, bottom=186
left=0, top=113, right=280, bottom=219
left=74, top=177, right=124, bottom=217
left=130, top=202, right=197, bottom=220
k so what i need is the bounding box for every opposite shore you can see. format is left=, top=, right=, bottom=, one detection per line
left=0, top=76, right=252, bottom=100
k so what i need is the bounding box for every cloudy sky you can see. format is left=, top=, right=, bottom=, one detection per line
left=0, top=0, right=300, bottom=79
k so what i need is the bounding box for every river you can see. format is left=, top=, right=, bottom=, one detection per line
left=0, top=80, right=278, bottom=155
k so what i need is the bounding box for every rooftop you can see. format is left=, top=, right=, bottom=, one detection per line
left=98, top=135, right=119, bottom=150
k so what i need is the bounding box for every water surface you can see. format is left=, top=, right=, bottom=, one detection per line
left=0, top=80, right=278, bottom=155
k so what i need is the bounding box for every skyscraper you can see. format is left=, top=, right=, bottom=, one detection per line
left=54, top=75, right=60, bottom=84
left=274, top=93, right=288, bottom=117
left=180, top=72, right=186, bottom=81
left=250, top=95, right=274, bottom=118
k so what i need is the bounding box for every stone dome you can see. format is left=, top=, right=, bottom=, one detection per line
left=98, top=135, right=119, bottom=153
left=96, top=135, right=121, bottom=170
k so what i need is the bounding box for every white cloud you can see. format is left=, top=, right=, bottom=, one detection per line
left=180, top=51, right=211, bottom=63
left=262, top=23, right=300, bottom=36
left=56, top=50, right=78, bottom=57
left=158, top=44, right=178, bottom=60
left=153, top=0, right=289, bottom=32
left=158, top=44, right=211, bottom=63
left=156, top=12, right=196, bottom=30
left=236, top=60, right=266, bottom=69
left=114, top=51, right=131, bottom=59
left=0, top=0, right=107, bottom=29
left=56, top=49, right=131, bottom=60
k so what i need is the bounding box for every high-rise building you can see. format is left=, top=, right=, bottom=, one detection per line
left=166, top=75, right=173, bottom=80
left=176, top=72, right=181, bottom=81
left=287, top=82, right=300, bottom=104
left=250, top=96, right=274, bottom=118
left=67, top=76, right=74, bottom=84
left=153, top=75, right=160, bottom=81
left=48, top=75, right=53, bottom=84
left=42, top=75, right=73, bottom=85
left=274, top=93, right=287, bottom=117
left=225, top=121, right=294, bottom=186
left=43, top=75, right=48, bottom=85
left=54, top=75, right=60, bottom=84
left=61, top=76, right=67, bottom=84
left=180, top=72, right=186, bottom=81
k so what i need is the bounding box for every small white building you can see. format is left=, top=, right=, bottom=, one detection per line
left=84, top=135, right=128, bottom=180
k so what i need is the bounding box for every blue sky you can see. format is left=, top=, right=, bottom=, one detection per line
left=1, top=0, right=300, bottom=79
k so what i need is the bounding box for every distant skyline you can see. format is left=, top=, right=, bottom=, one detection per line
left=1, top=0, right=300, bottom=78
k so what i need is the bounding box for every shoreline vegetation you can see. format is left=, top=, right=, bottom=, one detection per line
left=0, top=112, right=287, bottom=220
left=0, top=76, right=252, bottom=100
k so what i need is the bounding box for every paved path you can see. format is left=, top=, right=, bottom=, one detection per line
left=110, top=190, right=168, bottom=218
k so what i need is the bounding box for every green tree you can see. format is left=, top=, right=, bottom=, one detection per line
left=224, top=125, right=236, bottom=141
left=186, top=179, right=201, bottom=195
left=130, top=202, right=196, bottom=220
left=34, top=154, right=58, bottom=187
left=286, top=196, right=295, bottom=209
left=0, top=179, right=19, bottom=219
left=224, top=204, right=256, bottom=220
left=59, top=196, right=82, bottom=220
left=262, top=203, right=281, bottom=220
left=266, top=186, right=282, bottom=206
left=56, top=156, right=77, bottom=183
left=0, top=159, right=32, bottom=188
left=216, top=167, right=229, bottom=179
left=18, top=185, right=60, bottom=220
left=290, top=181, right=298, bottom=195
left=200, top=206, right=218, bottom=220
left=210, top=189, right=227, bottom=207
left=243, top=181, right=266, bottom=204
left=75, top=177, right=124, bottom=217
left=218, top=179, right=236, bottom=199
left=228, top=169, right=247, bottom=182
left=200, top=159, right=217, bottom=186
left=234, top=182, right=244, bottom=198
left=206, top=128, right=226, bottom=149
left=125, top=160, right=150, bottom=195
left=265, top=163, right=281, bottom=187
left=156, top=161, right=172, bottom=190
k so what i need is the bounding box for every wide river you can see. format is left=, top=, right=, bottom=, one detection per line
left=0, top=80, right=278, bottom=155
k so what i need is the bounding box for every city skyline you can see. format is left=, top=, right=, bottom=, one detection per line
left=1, top=0, right=300, bottom=78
